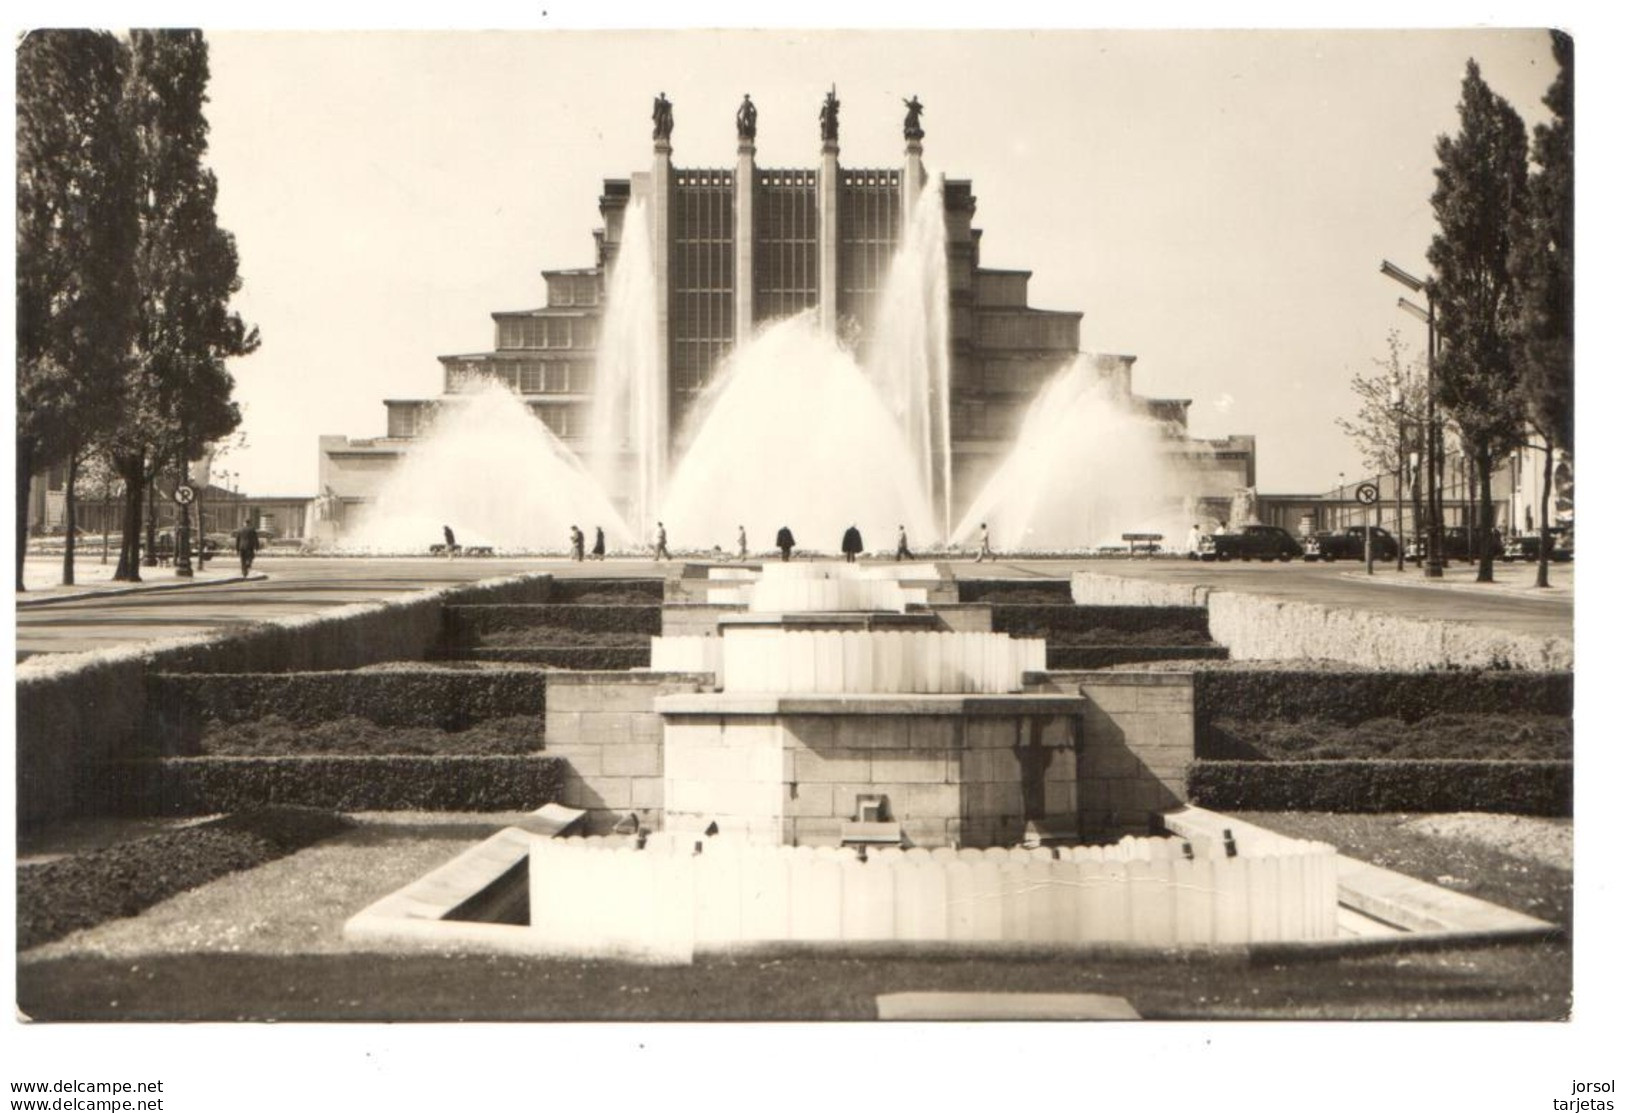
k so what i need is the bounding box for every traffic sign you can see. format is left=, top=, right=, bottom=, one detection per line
left=1355, top=482, right=1379, bottom=506
left=174, top=484, right=196, bottom=505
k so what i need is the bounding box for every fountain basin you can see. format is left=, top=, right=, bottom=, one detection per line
left=526, top=832, right=1340, bottom=959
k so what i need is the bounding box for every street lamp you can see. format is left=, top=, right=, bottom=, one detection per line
left=1380, top=260, right=1444, bottom=579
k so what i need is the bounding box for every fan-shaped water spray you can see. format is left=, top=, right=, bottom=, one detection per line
left=589, top=198, right=662, bottom=536
left=348, top=381, right=630, bottom=552
left=865, top=173, right=953, bottom=535
left=659, top=314, right=936, bottom=552
left=951, top=357, right=1201, bottom=551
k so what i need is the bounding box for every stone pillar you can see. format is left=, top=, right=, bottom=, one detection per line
left=734, top=139, right=755, bottom=345
left=651, top=137, right=673, bottom=483
left=902, top=136, right=925, bottom=227
left=818, top=137, right=839, bottom=336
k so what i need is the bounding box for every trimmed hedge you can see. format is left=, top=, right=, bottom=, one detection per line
left=991, top=604, right=1212, bottom=642
left=1201, top=713, right=1572, bottom=762
left=18, top=806, right=354, bottom=949
left=441, top=646, right=651, bottom=669
left=1187, top=759, right=1572, bottom=816
left=148, top=669, right=548, bottom=749
left=1193, top=670, right=1572, bottom=731
left=1047, top=645, right=1229, bottom=670
left=547, top=578, right=664, bottom=603
left=442, top=604, right=661, bottom=645
left=956, top=580, right=1074, bottom=604
left=88, top=755, right=566, bottom=816
left=194, top=714, right=544, bottom=757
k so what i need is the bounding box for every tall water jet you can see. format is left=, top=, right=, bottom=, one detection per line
left=951, top=357, right=1200, bottom=551
left=866, top=173, right=952, bottom=538
left=589, top=198, right=662, bottom=537
left=660, top=314, right=935, bottom=552
left=349, top=381, right=630, bottom=551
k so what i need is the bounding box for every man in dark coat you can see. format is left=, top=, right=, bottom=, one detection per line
left=841, top=524, right=863, bottom=563
left=591, top=526, right=606, bottom=560
left=235, top=516, right=261, bottom=578
left=775, top=526, right=795, bottom=562
left=896, top=525, right=914, bottom=561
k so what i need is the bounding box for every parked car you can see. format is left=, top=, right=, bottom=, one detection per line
left=1197, top=524, right=1304, bottom=562
left=1303, top=526, right=1401, bottom=562
left=1502, top=528, right=1573, bottom=563
left=1407, top=526, right=1505, bottom=563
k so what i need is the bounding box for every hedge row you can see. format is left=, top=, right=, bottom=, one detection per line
left=193, top=714, right=545, bottom=758
left=18, top=806, right=354, bottom=950
left=1200, top=713, right=1573, bottom=762
left=87, top=755, right=566, bottom=816
left=547, top=578, right=665, bottom=603
left=1047, top=645, right=1229, bottom=670
left=1186, top=759, right=1572, bottom=816
left=439, top=646, right=651, bottom=670
left=991, top=604, right=1212, bottom=640
left=147, top=669, right=548, bottom=746
left=955, top=580, right=1074, bottom=604
left=1193, top=670, right=1572, bottom=729
left=442, top=604, right=662, bottom=644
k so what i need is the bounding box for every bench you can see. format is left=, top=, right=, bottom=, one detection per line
left=1121, top=532, right=1163, bottom=557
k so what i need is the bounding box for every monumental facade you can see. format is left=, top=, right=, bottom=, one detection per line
left=317, top=94, right=1257, bottom=537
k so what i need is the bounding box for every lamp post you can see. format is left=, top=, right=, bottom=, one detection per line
left=1388, top=377, right=1407, bottom=573
left=1380, top=260, right=1443, bottom=579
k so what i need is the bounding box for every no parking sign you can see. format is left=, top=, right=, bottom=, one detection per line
left=1355, top=482, right=1379, bottom=506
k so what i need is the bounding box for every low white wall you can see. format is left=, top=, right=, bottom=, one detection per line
left=1071, top=572, right=1572, bottom=670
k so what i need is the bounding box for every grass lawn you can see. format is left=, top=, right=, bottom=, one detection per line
left=16, top=811, right=1572, bottom=1022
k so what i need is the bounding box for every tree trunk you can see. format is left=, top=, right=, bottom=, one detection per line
left=1536, top=440, right=1554, bottom=589
left=1475, top=447, right=1496, bottom=583
left=62, top=452, right=79, bottom=586
left=144, top=474, right=159, bottom=568
left=113, top=453, right=146, bottom=581
left=16, top=437, right=36, bottom=591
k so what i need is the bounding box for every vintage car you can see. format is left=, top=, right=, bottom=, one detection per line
left=1304, top=526, right=1401, bottom=562
left=1197, top=524, right=1304, bottom=562
left=1502, top=528, right=1574, bottom=563
left=1409, top=526, right=1505, bottom=563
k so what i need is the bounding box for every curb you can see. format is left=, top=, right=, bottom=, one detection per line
left=17, top=572, right=269, bottom=609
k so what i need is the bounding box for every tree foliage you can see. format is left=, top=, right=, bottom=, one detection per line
left=17, top=29, right=257, bottom=585
left=1338, top=331, right=1429, bottom=479
left=16, top=30, right=139, bottom=589
left=108, top=29, right=259, bottom=580
left=1427, top=59, right=1531, bottom=581
left=1516, top=31, right=1573, bottom=457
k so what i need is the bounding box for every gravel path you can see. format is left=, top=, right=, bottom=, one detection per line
left=1399, top=812, right=1573, bottom=870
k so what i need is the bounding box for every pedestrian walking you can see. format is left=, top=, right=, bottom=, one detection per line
left=737, top=525, right=748, bottom=561
left=896, top=524, right=914, bottom=561
left=235, top=516, right=262, bottom=578
left=442, top=524, right=459, bottom=559
left=591, top=526, right=606, bottom=561
left=569, top=525, right=584, bottom=562
left=776, top=525, right=796, bottom=562
left=975, top=522, right=992, bottom=563
left=654, top=521, right=671, bottom=561
left=1186, top=523, right=1203, bottom=555
left=841, top=524, right=864, bottom=564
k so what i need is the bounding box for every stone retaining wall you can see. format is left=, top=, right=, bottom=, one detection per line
left=541, top=670, right=712, bottom=831
left=1071, top=572, right=1572, bottom=670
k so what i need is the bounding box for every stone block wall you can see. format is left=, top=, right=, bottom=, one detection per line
left=660, top=603, right=747, bottom=637
left=541, top=670, right=711, bottom=831
left=1030, top=670, right=1196, bottom=837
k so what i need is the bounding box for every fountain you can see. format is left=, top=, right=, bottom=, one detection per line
left=346, top=380, right=630, bottom=552
left=588, top=198, right=663, bottom=537
left=658, top=315, right=938, bottom=551
left=951, top=356, right=1204, bottom=551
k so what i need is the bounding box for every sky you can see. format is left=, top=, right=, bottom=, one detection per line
left=187, top=27, right=1565, bottom=498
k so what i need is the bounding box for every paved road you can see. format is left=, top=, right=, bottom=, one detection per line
left=13, top=554, right=1573, bottom=660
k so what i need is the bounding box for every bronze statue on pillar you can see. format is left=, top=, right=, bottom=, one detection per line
left=903, top=94, right=924, bottom=140
left=736, top=93, right=757, bottom=142
left=652, top=92, right=673, bottom=142
left=819, top=85, right=840, bottom=144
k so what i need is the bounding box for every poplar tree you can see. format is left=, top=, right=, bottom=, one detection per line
left=1515, top=31, right=1574, bottom=588
left=1426, top=59, right=1530, bottom=583
left=16, top=30, right=138, bottom=589
left=108, top=29, right=257, bottom=580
